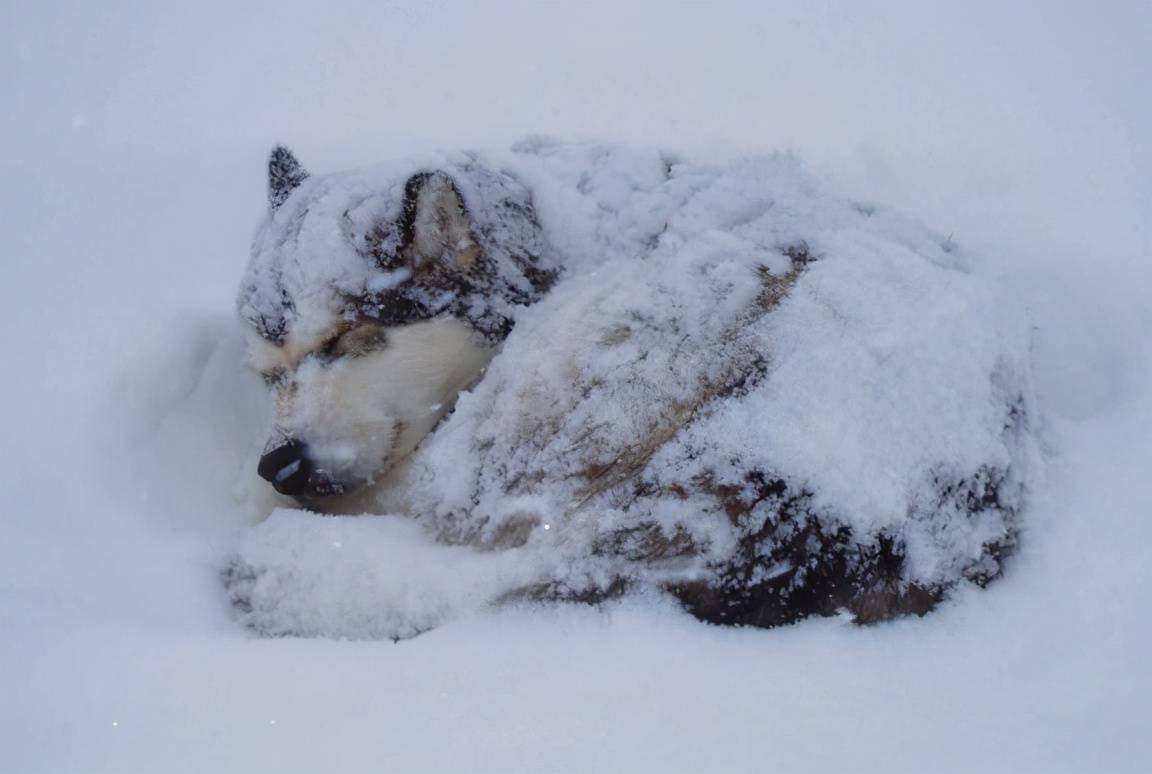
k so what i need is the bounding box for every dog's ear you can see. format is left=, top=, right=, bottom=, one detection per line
left=268, top=145, right=309, bottom=211
left=402, top=172, right=481, bottom=272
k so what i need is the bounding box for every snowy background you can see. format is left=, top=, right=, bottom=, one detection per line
left=3, top=1, right=1149, bottom=772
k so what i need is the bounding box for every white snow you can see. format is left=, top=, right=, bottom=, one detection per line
left=272, top=459, right=301, bottom=483
left=2, top=2, right=1150, bottom=773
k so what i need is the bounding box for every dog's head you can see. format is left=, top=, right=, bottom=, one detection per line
left=238, top=146, right=555, bottom=505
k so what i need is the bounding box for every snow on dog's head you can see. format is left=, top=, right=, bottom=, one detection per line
left=237, top=147, right=557, bottom=503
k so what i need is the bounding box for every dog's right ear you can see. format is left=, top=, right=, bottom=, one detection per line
left=401, top=171, right=481, bottom=272
left=268, top=145, right=309, bottom=211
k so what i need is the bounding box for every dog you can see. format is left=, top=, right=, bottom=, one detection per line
left=227, top=139, right=1038, bottom=638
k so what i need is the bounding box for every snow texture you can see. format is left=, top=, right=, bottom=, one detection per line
left=229, top=140, right=1040, bottom=638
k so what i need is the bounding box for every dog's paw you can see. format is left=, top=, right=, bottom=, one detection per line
left=220, top=550, right=320, bottom=637
left=220, top=554, right=263, bottom=620
left=221, top=509, right=542, bottom=640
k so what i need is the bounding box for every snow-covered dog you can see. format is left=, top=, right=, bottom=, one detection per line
left=227, top=139, right=1039, bottom=639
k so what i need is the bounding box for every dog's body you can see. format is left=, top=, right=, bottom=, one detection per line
left=228, top=140, right=1039, bottom=638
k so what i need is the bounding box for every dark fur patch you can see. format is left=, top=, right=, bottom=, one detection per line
left=662, top=460, right=1017, bottom=629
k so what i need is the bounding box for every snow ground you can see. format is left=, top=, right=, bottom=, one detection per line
left=2, top=2, right=1149, bottom=772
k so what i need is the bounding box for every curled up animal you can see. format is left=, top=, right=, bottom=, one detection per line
left=224, top=139, right=1040, bottom=640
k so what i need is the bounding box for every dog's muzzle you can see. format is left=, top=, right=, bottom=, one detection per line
left=257, top=439, right=347, bottom=498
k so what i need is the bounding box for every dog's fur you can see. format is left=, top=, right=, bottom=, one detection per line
left=231, top=144, right=1033, bottom=633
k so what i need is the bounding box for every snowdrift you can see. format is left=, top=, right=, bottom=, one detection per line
left=226, top=140, right=1040, bottom=639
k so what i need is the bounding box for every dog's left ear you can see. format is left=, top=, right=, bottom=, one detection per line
left=268, top=145, right=309, bottom=211
left=403, top=172, right=481, bottom=272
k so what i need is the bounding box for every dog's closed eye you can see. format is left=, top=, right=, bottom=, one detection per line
left=261, top=366, right=288, bottom=387
left=320, top=325, right=389, bottom=360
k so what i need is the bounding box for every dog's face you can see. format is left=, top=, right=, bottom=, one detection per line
left=247, top=315, right=493, bottom=502
left=240, top=148, right=504, bottom=504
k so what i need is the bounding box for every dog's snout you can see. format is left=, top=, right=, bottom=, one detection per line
left=257, top=439, right=312, bottom=496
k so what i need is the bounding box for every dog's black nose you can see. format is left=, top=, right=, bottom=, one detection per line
left=257, top=439, right=313, bottom=496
